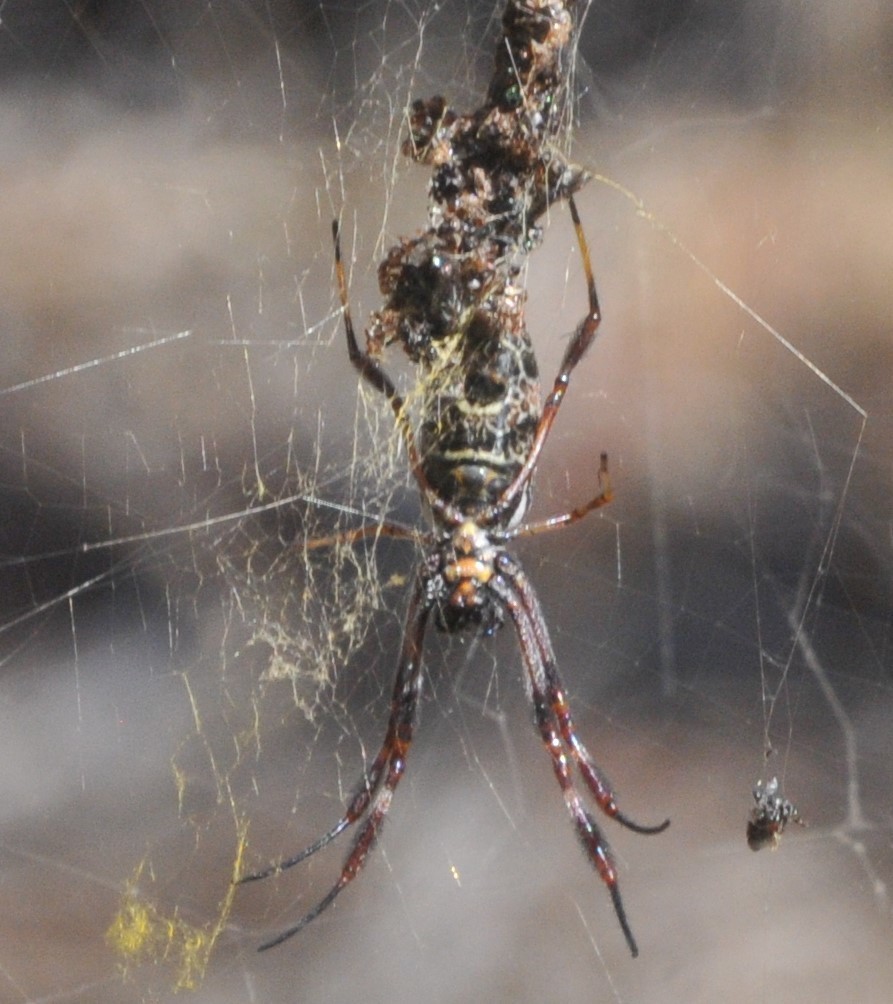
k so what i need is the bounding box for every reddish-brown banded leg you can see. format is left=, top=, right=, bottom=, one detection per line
left=238, top=741, right=391, bottom=885
left=506, top=453, right=613, bottom=541
left=493, top=553, right=668, bottom=956
left=256, top=752, right=410, bottom=951
left=549, top=685, right=670, bottom=836
left=490, top=195, right=602, bottom=523
left=494, top=567, right=639, bottom=956
left=530, top=688, right=640, bottom=957
left=241, top=573, right=431, bottom=950
left=501, top=552, right=669, bottom=835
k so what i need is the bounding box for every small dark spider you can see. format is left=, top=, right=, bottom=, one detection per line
left=238, top=199, right=669, bottom=957
left=747, top=777, right=803, bottom=851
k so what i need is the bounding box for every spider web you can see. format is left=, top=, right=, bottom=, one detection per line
left=1, top=2, right=891, bottom=1001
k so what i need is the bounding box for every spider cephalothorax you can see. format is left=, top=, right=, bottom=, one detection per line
left=430, top=519, right=506, bottom=635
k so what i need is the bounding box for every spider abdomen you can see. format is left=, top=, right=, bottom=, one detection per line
left=418, top=294, right=541, bottom=515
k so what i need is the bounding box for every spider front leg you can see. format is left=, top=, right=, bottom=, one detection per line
left=239, top=574, right=431, bottom=950
left=332, top=220, right=459, bottom=526
left=493, top=194, right=602, bottom=522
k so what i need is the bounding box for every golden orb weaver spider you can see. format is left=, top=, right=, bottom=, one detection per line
left=238, top=196, right=669, bottom=957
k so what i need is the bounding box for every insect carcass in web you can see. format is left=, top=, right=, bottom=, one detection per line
left=747, top=777, right=804, bottom=851
left=239, top=0, right=669, bottom=957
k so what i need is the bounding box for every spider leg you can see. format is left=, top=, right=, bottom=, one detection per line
left=502, top=553, right=669, bottom=835
left=246, top=574, right=431, bottom=951
left=332, top=220, right=462, bottom=527
left=506, top=452, right=613, bottom=540
left=332, top=219, right=407, bottom=416
left=530, top=686, right=640, bottom=957
left=256, top=751, right=409, bottom=951
left=548, top=685, right=669, bottom=836
left=493, top=566, right=639, bottom=956
left=491, top=194, right=601, bottom=522
left=304, top=518, right=417, bottom=552
left=237, top=745, right=389, bottom=885
left=493, top=555, right=667, bottom=956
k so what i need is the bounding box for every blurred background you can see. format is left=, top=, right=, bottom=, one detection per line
left=0, top=1, right=891, bottom=1001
